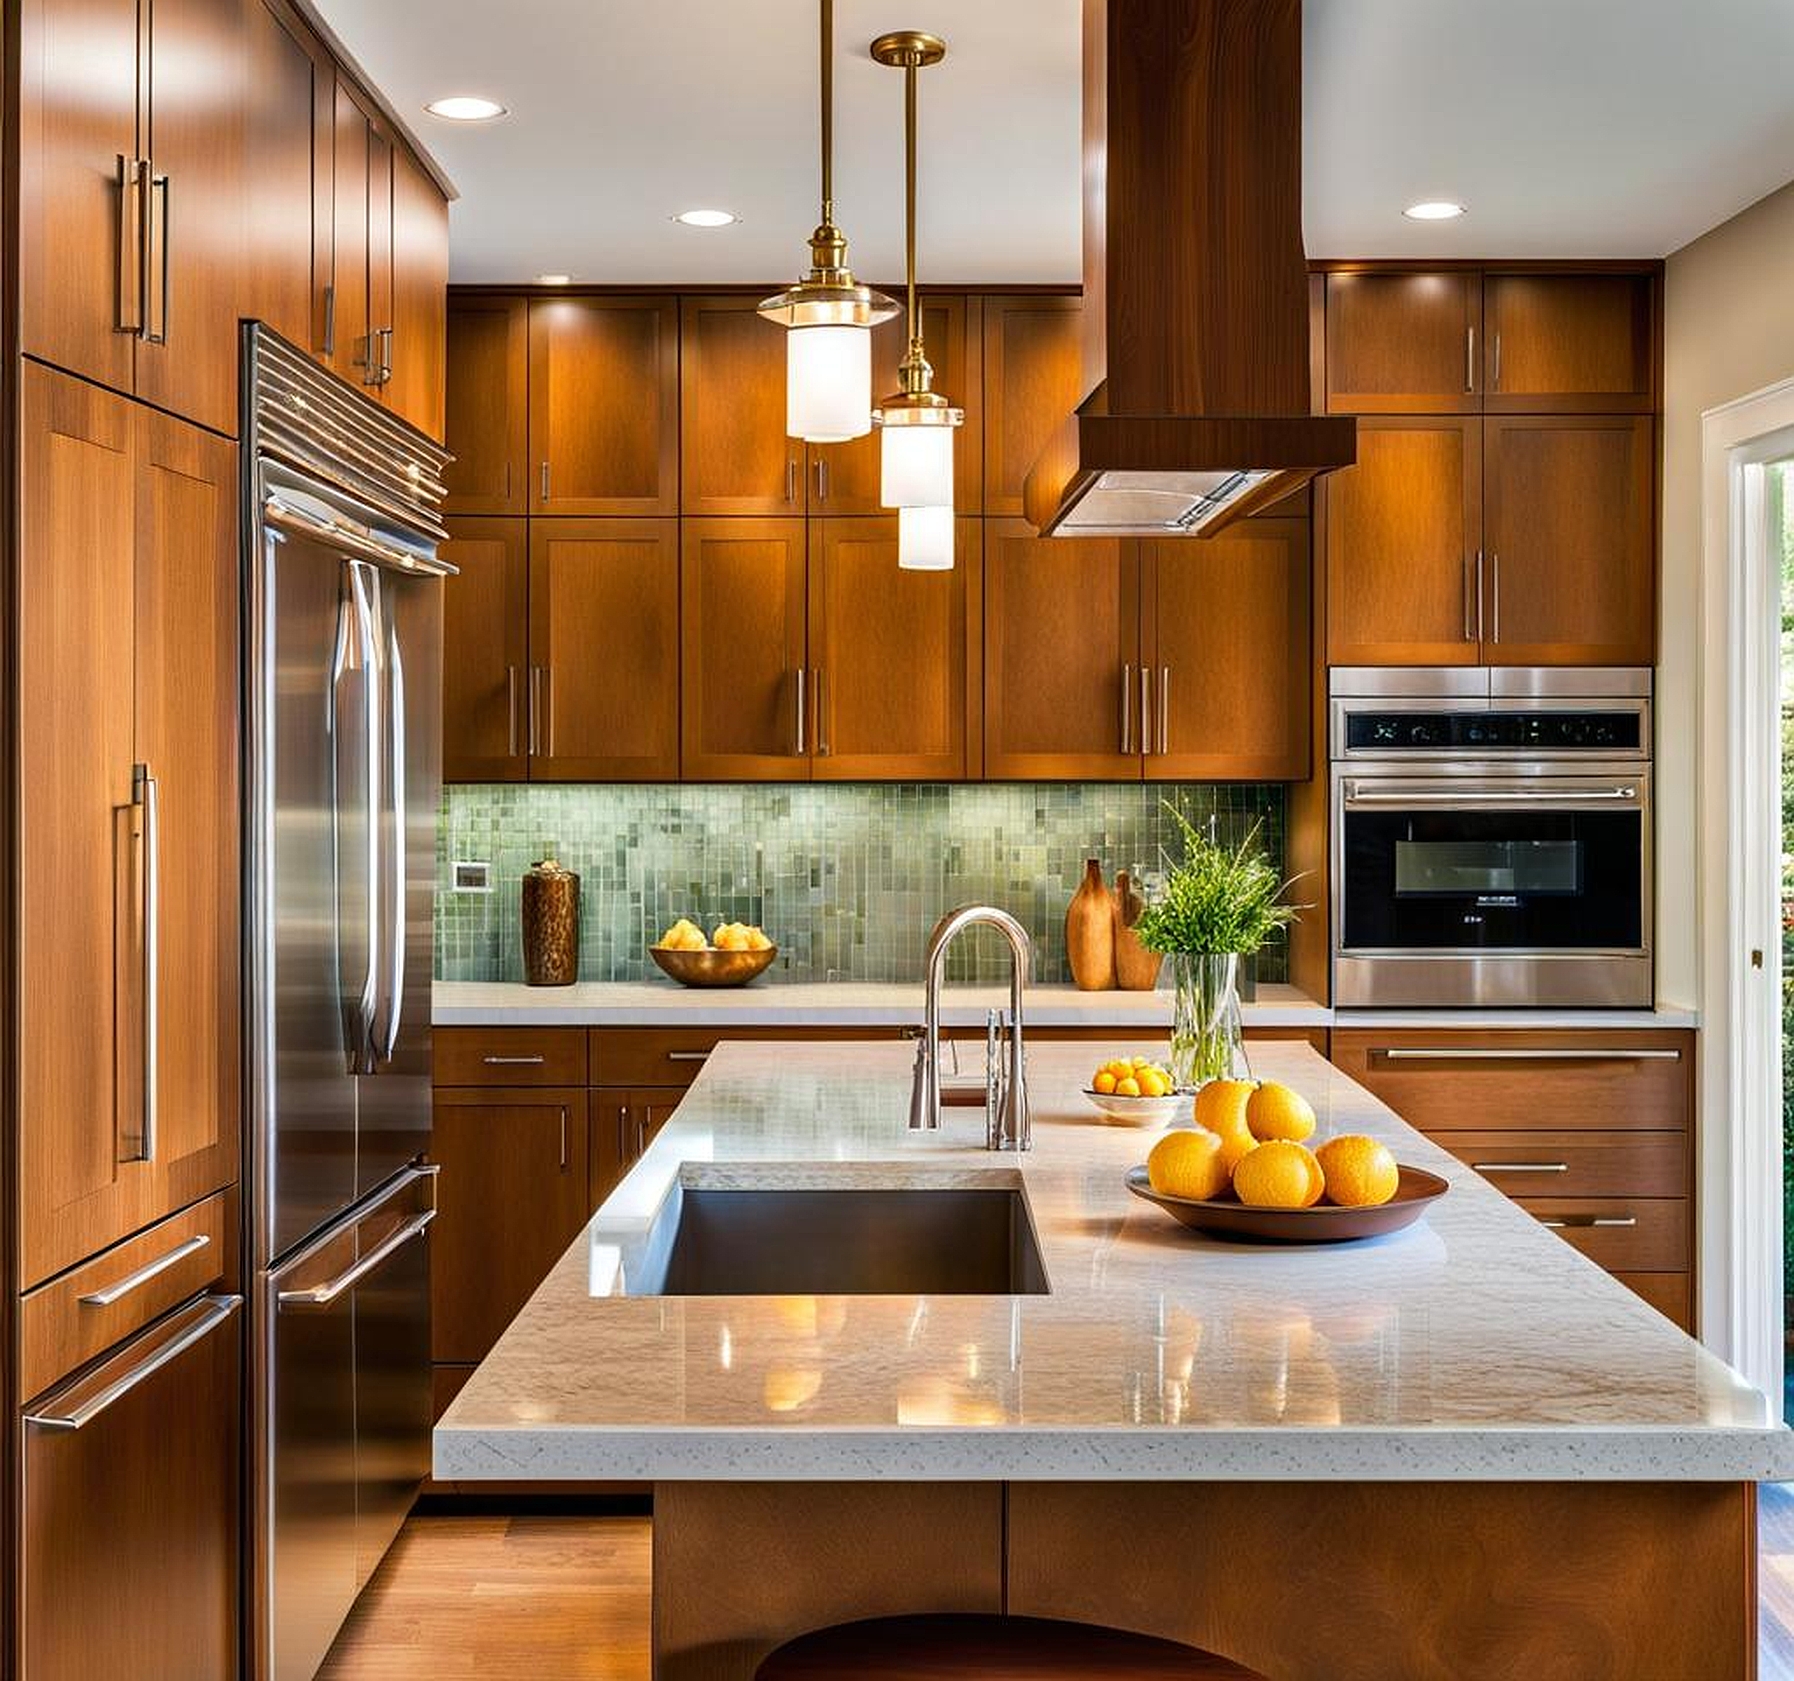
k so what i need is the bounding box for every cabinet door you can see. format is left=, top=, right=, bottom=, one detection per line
left=982, top=519, right=1140, bottom=780
left=134, top=405, right=242, bottom=1236
left=1324, top=271, right=1481, bottom=414
left=981, top=295, right=1083, bottom=516
left=809, top=517, right=972, bottom=780
left=590, top=1093, right=628, bottom=1210
left=617, top=1088, right=684, bottom=1176
left=387, top=144, right=449, bottom=439
left=529, top=519, right=681, bottom=780
left=135, top=0, right=246, bottom=436
left=1144, top=518, right=1310, bottom=781
left=444, top=296, right=529, bottom=514
left=1483, top=273, right=1654, bottom=413
left=441, top=517, right=528, bottom=782
left=243, top=0, right=328, bottom=355
left=430, top=1088, right=590, bottom=1365
left=367, top=122, right=395, bottom=391
left=812, top=296, right=981, bottom=514
left=680, top=519, right=810, bottom=779
left=1483, top=415, right=1655, bottom=665
left=328, top=77, right=371, bottom=386
left=1325, top=416, right=1483, bottom=666
left=530, top=296, right=679, bottom=514
left=681, top=295, right=806, bottom=516
left=17, top=367, right=142, bottom=1287
left=18, top=0, right=141, bottom=397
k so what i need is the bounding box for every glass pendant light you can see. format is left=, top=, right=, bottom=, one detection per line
left=759, top=0, right=899, bottom=443
left=897, top=504, right=955, bottom=572
left=871, top=29, right=963, bottom=520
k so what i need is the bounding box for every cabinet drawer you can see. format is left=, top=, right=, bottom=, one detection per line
left=434, top=1026, right=587, bottom=1086
left=1330, top=1030, right=1692, bottom=1133
left=1614, top=1271, right=1692, bottom=1333
left=589, top=1026, right=896, bottom=1087
left=1433, top=1132, right=1686, bottom=1200
left=1515, top=1197, right=1688, bottom=1272
left=20, top=1189, right=235, bottom=1404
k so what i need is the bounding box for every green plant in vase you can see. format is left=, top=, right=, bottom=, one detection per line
left=1134, top=808, right=1303, bottom=1091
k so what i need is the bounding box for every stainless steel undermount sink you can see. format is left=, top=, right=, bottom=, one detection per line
left=627, top=1178, right=1050, bottom=1297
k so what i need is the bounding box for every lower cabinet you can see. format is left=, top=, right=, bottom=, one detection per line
left=1330, top=1029, right=1695, bottom=1329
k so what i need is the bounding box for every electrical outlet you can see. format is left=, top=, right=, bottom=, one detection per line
left=452, top=860, right=493, bottom=893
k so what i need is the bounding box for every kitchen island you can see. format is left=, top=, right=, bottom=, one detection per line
left=437, top=1039, right=1786, bottom=1680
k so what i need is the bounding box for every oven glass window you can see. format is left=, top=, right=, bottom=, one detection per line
left=1342, top=810, right=1642, bottom=950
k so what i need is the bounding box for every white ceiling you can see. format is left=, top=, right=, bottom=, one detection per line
left=316, top=0, right=1794, bottom=286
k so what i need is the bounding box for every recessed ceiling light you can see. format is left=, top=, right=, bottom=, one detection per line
left=1403, top=200, right=1466, bottom=222
left=425, top=95, right=506, bottom=122
left=535, top=273, right=572, bottom=286
left=674, top=208, right=738, bottom=229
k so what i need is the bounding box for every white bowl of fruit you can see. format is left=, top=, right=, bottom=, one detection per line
left=1083, top=1056, right=1183, bottom=1126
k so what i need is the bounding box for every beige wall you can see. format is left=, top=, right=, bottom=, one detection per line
left=1657, top=179, right=1794, bottom=1005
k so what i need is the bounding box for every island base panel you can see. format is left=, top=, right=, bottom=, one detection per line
left=653, top=1480, right=1755, bottom=1681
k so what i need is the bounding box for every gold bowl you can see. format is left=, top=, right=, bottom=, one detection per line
left=649, top=944, right=779, bottom=988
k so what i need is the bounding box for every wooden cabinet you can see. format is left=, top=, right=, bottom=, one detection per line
left=530, top=520, right=681, bottom=780
left=430, top=1088, right=591, bottom=1366
left=982, top=521, right=1140, bottom=780
left=680, top=519, right=810, bottom=779
left=1143, top=518, right=1311, bottom=780
left=19, top=0, right=245, bottom=434
left=1482, top=415, right=1655, bottom=664
left=680, top=295, right=805, bottom=516
left=981, top=296, right=1083, bottom=516
left=18, top=365, right=240, bottom=1288
left=444, top=297, right=529, bottom=513
left=809, top=517, right=974, bottom=780
left=328, top=76, right=374, bottom=388
left=1325, top=417, right=1483, bottom=666
left=387, top=144, right=449, bottom=438
left=1324, top=271, right=1481, bottom=414
left=441, top=518, right=528, bottom=782
left=1483, top=273, right=1654, bottom=412
left=531, top=296, right=679, bottom=514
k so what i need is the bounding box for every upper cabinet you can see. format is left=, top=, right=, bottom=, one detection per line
left=1324, top=272, right=1481, bottom=414
left=387, top=146, right=450, bottom=437
left=441, top=517, right=529, bottom=783
left=531, top=296, right=679, bottom=514
left=982, top=296, right=1084, bottom=516
left=19, top=0, right=246, bottom=435
left=680, top=296, right=805, bottom=516
left=327, top=77, right=375, bottom=388
left=445, top=298, right=529, bottom=513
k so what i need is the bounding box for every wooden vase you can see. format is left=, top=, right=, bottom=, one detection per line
left=1066, top=859, right=1116, bottom=991
left=1112, top=870, right=1162, bottom=991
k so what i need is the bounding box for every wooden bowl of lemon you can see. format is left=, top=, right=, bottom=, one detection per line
left=651, top=919, right=778, bottom=988
left=1125, top=1077, right=1449, bottom=1243
left=1083, top=1056, right=1182, bottom=1125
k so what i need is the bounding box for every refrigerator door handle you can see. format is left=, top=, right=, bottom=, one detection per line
left=276, top=1210, right=435, bottom=1310
left=344, top=564, right=384, bottom=1074
left=377, top=595, right=407, bottom=1065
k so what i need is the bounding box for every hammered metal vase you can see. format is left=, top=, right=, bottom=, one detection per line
left=521, top=858, right=580, bottom=986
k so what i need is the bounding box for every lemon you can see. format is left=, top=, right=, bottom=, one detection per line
left=1315, top=1135, right=1400, bottom=1208
left=1146, top=1128, right=1229, bottom=1201
left=1193, top=1078, right=1258, bottom=1168
left=1246, top=1081, right=1317, bottom=1144
left=1232, top=1140, right=1324, bottom=1209
left=1115, top=1076, right=1142, bottom=1098
left=1092, top=1070, right=1118, bottom=1095
left=1137, top=1068, right=1169, bottom=1098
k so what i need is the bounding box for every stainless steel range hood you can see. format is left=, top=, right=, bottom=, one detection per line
left=1024, top=0, right=1356, bottom=538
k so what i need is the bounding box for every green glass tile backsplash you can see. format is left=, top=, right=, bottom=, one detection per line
left=437, top=783, right=1290, bottom=987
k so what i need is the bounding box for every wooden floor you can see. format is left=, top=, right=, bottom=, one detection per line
left=321, top=1493, right=1794, bottom=1680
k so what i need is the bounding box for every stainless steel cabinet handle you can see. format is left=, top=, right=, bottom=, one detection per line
left=1120, top=663, right=1134, bottom=754
left=483, top=1054, right=546, bottom=1066
left=26, top=1296, right=239, bottom=1432
left=1466, top=324, right=1475, bottom=393
left=116, top=155, right=144, bottom=334
left=1540, top=1216, right=1637, bottom=1230
left=1158, top=666, right=1171, bottom=756
left=322, top=283, right=336, bottom=357
left=1139, top=666, right=1154, bottom=756
left=1492, top=330, right=1502, bottom=389
left=618, top=1104, right=631, bottom=1159
left=814, top=666, right=830, bottom=756
left=1490, top=552, right=1501, bottom=642
left=528, top=665, right=543, bottom=756
left=1465, top=550, right=1480, bottom=642
left=559, top=1106, right=569, bottom=1171
left=144, top=169, right=170, bottom=345
left=666, top=1050, right=711, bottom=1063
left=380, top=325, right=395, bottom=386
left=540, top=665, right=554, bottom=756
left=815, top=458, right=828, bottom=502
left=795, top=667, right=807, bottom=756
left=506, top=666, right=521, bottom=757
left=79, top=1233, right=211, bottom=1306
left=540, top=461, right=551, bottom=503
left=1470, top=1162, right=1569, bottom=1174
left=277, top=1211, right=436, bottom=1310
left=1379, top=1047, right=1679, bottom=1063
left=787, top=459, right=798, bottom=503
left=134, top=763, right=160, bottom=1162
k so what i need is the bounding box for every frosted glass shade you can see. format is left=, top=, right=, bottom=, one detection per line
left=787, top=326, right=872, bottom=442
left=898, top=505, right=956, bottom=571
left=880, top=422, right=955, bottom=508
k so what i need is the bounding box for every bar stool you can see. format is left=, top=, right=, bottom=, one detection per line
left=755, top=1614, right=1273, bottom=1680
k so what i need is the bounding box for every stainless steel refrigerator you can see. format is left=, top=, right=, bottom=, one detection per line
left=241, top=326, right=453, bottom=1681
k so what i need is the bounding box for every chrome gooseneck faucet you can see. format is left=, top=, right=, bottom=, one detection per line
left=908, top=905, right=1031, bottom=1150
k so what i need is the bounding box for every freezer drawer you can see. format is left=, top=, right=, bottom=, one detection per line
left=22, top=1294, right=242, bottom=1681
left=263, top=1164, right=436, bottom=1681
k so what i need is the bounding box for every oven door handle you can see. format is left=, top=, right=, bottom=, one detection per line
left=1343, top=783, right=1640, bottom=807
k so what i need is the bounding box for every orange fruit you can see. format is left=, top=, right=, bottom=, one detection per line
left=1315, top=1135, right=1400, bottom=1208
left=1092, top=1070, right=1118, bottom=1095
left=1146, top=1128, right=1230, bottom=1201
left=1246, top=1081, right=1317, bottom=1143
left=1115, top=1076, right=1142, bottom=1098
left=1231, top=1140, right=1325, bottom=1209
left=1192, top=1078, right=1258, bottom=1168
left=1137, top=1068, right=1169, bottom=1099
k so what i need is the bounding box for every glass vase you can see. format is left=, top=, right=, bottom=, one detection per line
left=1168, top=952, right=1247, bottom=1090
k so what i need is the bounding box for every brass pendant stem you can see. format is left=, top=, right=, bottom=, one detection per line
left=819, top=0, right=833, bottom=222
left=905, top=58, right=918, bottom=331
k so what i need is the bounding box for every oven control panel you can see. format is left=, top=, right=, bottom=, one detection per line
left=1344, top=711, right=1643, bottom=752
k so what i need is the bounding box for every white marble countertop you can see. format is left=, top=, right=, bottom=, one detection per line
left=436, top=1039, right=1781, bottom=1484
left=433, top=978, right=1693, bottom=1031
